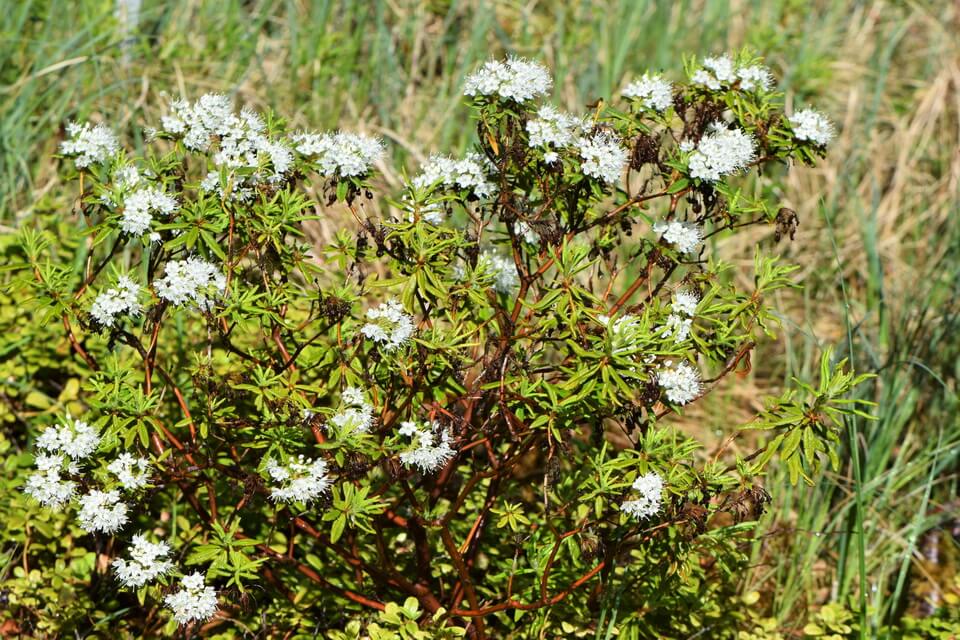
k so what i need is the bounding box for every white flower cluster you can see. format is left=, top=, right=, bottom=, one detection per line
left=526, top=105, right=582, bottom=162
left=653, top=220, right=703, bottom=255
left=90, top=276, right=142, bottom=328
left=691, top=54, right=772, bottom=92
left=479, top=251, right=520, bottom=294
left=107, top=452, right=151, bottom=490
left=265, top=455, right=332, bottom=504
left=598, top=313, right=642, bottom=354
left=662, top=289, right=699, bottom=343
left=622, top=73, right=673, bottom=112
left=515, top=221, right=540, bottom=245
left=686, top=123, right=756, bottom=183
left=113, top=534, right=174, bottom=588
left=361, top=299, right=415, bottom=351
left=24, top=418, right=100, bottom=511
left=657, top=361, right=702, bottom=405
left=77, top=489, right=129, bottom=533
left=164, top=572, right=218, bottom=625
left=329, top=386, right=375, bottom=435
left=161, top=94, right=294, bottom=200
left=412, top=153, right=496, bottom=200
left=36, top=416, right=100, bottom=460
left=398, top=420, right=456, bottom=473
left=60, top=121, right=119, bottom=167
left=576, top=132, right=629, bottom=184
left=788, top=108, right=835, bottom=147
left=23, top=453, right=76, bottom=511
left=464, top=57, right=552, bottom=103
left=114, top=165, right=141, bottom=189
left=621, top=472, right=664, bottom=520
left=292, top=130, right=384, bottom=178
left=161, top=93, right=234, bottom=150
left=154, top=257, right=226, bottom=310
left=120, top=186, right=178, bottom=237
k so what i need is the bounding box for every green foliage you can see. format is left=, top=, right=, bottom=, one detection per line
left=0, top=48, right=882, bottom=639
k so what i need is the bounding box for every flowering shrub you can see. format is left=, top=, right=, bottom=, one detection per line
left=9, top=51, right=873, bottom=637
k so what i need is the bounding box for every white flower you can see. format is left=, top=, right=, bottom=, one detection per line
left=691, top=55, right=772, bottom=93
left=165, top=572, right=218, bottom=625
left=515, top=221, right=540, bottom=245
left=120, top=186, right=178, bottom=236
left=672, top=290, right=699, bottom=316
left=398, top=420, right=456, bottom=473
left=293, top=131, right=384, bottom=177
left=687, top=123, right=756, bottom=182
left=737, top=64, right=773, bottom=92
left=90, top=276, right=142, bottom=328
left=23, top=465, right=75, bottom=511
left=788, top=108, right=835, bottom=147
left=662, top=313, right=692, bottom=342
left=361, top=299, right=414, bottom=351
left=113, top=534, right=173, bottom=588
left=598, top=313, right=642, bottom=353
left=622, top=73, right=673, bottom=112
left=662, top=290, right=699, bottom=342
left=412, top=153, right=495, bottom=200
left=107, top=453, right=151, bottom=490
left=113, top=165, right=141, bottom=189
left=329, top=387, right=375, bottom=434
left=106, top=273, right=145, bottom=307
left=657, top=361, right=702, bottom=405
left=526, top=105, right=582, bottom=150
left=703, top=55, right=737, bottom=83
left=653, top=221, right=703, bottom=255
left=77, top=489, right=128, bottom=533
left=154, top=257, right=226, bottom=310
left=60, top=121, right=119, bottom=167
left=161, top=94, right=234, bottom=151
left=691, top=69, right=721, bottom=91
left=576, top=132, right=628, bottom=184
left=464, top=57, right=552, bottom=103
left=691, top=54, right=736, bottom=91
left=36, top=417, right=100, bottom=460
left=265, top=455, right=331, bottom=504
left=163, top=95, right=295, bottom=196
left=479, top=251, right=519, bottom=294
left=621, top=472, right=664, bottom=520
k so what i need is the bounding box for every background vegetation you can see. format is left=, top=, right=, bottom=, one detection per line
left=1, top=0, right=957, bottom=636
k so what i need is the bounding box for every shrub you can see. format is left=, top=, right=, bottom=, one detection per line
left=6, top=51, right=873, bottom=638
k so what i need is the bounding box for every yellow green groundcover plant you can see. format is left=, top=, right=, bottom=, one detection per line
left=8, top=51, right=935, bottom=638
